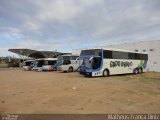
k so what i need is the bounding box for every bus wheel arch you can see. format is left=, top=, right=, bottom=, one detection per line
left=103, top=69, right=110, bottom=77
left=134, top=68, right=139, bottom=74
left=68, top=66, right=73, bottom=72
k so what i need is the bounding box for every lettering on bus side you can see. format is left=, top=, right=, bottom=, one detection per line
left=110, top=61, right=133, bottom=68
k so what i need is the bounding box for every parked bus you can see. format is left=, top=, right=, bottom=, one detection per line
left=78, top=48, right=148, bottom=77
left=57, top=54, right=82, bottom=72
left=42, top=58, right=57, bottom=71
left=32, top=58, right=58, bottom=71
left=22, top=60, right=35, bottom=71
left=32, top=58, right=44, bottom=71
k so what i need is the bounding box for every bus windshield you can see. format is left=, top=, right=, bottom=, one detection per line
left=58, top=56, right=71, bottom=65
left=63, top=60, right=71, bottom=65
left=82, top=58, right=92, bottom=69
left=82, top=57, right=101, bottom=70
left=80, top=49, right=102, bottom=70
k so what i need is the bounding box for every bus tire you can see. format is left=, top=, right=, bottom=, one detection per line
left=139, top=68, right=143, bottom=73
left=134, top=68, right=139, bottom=74
left=68, top=67, right=73, bottom=72
left=103, top=69, right=109, bottom=77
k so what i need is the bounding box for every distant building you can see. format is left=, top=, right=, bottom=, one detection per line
left=104, top=40, right=160, bottom=72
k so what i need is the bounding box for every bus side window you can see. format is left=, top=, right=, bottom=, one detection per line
left=128, top=53, right=135, bottom=59
left=103, top=50, right=112, bottom=59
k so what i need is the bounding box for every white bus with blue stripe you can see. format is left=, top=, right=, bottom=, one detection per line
left=79, top=49, right=148, bottom=77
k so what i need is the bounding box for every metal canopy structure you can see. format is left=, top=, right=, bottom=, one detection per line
left=8, top=49, right=62, bottom=59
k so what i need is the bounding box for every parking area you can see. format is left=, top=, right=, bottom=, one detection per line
left=0, top=68, right=160, bottom=113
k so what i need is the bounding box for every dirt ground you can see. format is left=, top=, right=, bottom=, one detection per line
left=0, top=68, right=160, bottom=114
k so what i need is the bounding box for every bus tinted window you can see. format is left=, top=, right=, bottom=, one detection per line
left=103, top=50, right=112, bottom=58
left=44, top=60, right=57, bottom=65
left=63, top=56, right=70, bottom=60
left=112, top=51, right=128, bottom=59
left=139, top=54, right=148, bottom=60
left=81, top=49, right=102, bottom=56
left=82, top=49, right=148, bottom=60
left=103, top=50, right=148, bottom=60
left=63, top=60, right=71, bottom=65
left=128, top=53, right=135, bottom=59
left=128, top=53, right=148, bottom=60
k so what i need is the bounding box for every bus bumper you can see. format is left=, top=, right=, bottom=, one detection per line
left=79, top=71, right=86, bottom=75
left=85, top=72, right=92, bottom=77
left=79, top=71, right=92, bottom=77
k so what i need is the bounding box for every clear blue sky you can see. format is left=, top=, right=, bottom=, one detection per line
left=0, top=0, right=160, bottom=56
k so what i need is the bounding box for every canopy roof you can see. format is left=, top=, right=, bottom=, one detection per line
left=8, top=49, right=64, bottom=58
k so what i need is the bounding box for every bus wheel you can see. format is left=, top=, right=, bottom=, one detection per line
left=68, top=67, right=73, bottom=72
left=139, top=68, right=143, bottom=73
left=103, top=69, right=109, bottom=77
left=134, top=68, right=139, bottom=74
